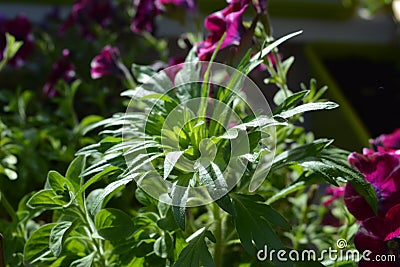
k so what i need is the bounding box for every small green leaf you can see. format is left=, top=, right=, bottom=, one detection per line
left=171, top=174, right=191, bottom=230
left=154, top=232, right=173, bottom=259
left=273, top=88, right=293, bottom=106
left=27, top=189, right=69, bottom=209
left=273, top=90, right=309, bottom=115
left=66, top=155, right=86, bottom=193
left=174, top=228, right=215, bottom=267
left=95, top=208, right=134, bottom=241
left=0, top=33, right=23, bottom=70
left=70, top=252, right=95, bottom=267
left=131, top=63, right=156, bottom=84
left=77, top=115, right=103, bottom=134
left=89, top=172, right=144, bottom=215
left=24, top=223, right=56, bottom=265
left=47, top=171, right=70, bottom=196
left=86, top=189, right=105, bottom=216
left=279, top=102, right=338, bottom=119
left=49, top=221, right=73, bottom=257
left=164, top=151, right=184, bottom=179
left=245, top=31, right=302, bottom=73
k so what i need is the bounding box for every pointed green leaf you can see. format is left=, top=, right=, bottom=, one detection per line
left=89, top=172, right=144, bottom=215
left=154, top=232, right=173, bottom=259
left=27, top=189, right=69, bottom=209
left=174, top=228, right=215, bottom=267
left=49, top=221, right=73, bottom=257
left=164, top=151, right=184, bottom=179
left=131, top=63, right=157, bottom=84
left=171, top=174, right=192, bottom=230
left=66, top=155, right=86, bottom=193
left=246, top=31, right=302, bottom=73
left=47, top=171, right=68, bottom=193
left=70, top=252, right=95, bottom=267
left=279, top=102, right=338, bottom=119
left=273, top=90, right=309, bottom=115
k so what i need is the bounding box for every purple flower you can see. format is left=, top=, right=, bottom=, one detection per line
left=252, top=0, right=267, bottom=14
left=371, top=128, right=400, bottom=152
left=354, top=204, right=400, bottom=267
left=158, top=0, right=197, bottom=12
left=344, top=150, right=400, bottom=221
left=90, top=45, right=124, bottom=79
left=197, top=0, right=249, bottom=60
left=43, top=49, right=76, bottom=98
left=131, top=0, right=162, bottom=34
left=163, top=56, right=185, bottom=81
left=0, top=15, right=34, bottom=67
left=61, top=0, right=115, bottom=38
left=323, top=186, right=345, bottom=207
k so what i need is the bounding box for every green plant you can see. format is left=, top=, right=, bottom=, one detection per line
left=17, top=33, right=377, bottom=266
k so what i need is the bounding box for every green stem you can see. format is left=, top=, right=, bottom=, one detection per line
left=0, top=189, right=18, bottom=223
left=212, top=203, right=223, bottom=267
left=77, top=205, right=108, bottom=266
left=117, top=61, right=136, bottom=89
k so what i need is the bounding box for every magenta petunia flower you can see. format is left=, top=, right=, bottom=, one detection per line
left=323, top=185, right=345, bottom=207
left=60, top=0, right=115, bottom=38
left=43, top=49, right=76, bottom=98
left=196, top=0, right=249, bottom=60
left=344, top=150, right=400, bottom=221
left=131, top=0, right=162, bottom=34
left=90, top=45, right=124, bottom=79
left=370, top=129, right=400, bottom=152
left=0, top=15, right=34, bottom=67
left=354, top=204, right=400, bottom=267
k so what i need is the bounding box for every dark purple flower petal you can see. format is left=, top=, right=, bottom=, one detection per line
left=197, top=1, right=249, bottom=60
left=60, top=0, right=115, bottom=38
left=158, top=0, right=197, bottom=12
left=90, top=45, right=124, bottom=79
left=384, top=204, right=400, bottom=241
left=345, top=150, right=400, bottom=221
left=371, top=129, right=400, bottom=151
left=323, top=185, right=345, bottom=207
left=43, top=49, right=76, bottom=98
left=131, top=0, right=162, bottom=34
left=0, top=15, right=34, bottom=67
left=354, top=204, right=400, bottom=267
left=163, top=56, right=185, bottom=81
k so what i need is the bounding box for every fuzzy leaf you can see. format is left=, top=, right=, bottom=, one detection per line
left=164, top=151, right=184, bottom=179
left=154, top=232, right=174, bottom=259
left=49, top=221, right=73, bottom=257
left=171, top=176, right=191, bottom=231
left=279, top=102, right=338, bottom=119
left=65, top=155, right=86, bottom=193
left=27, top=189, right=69, bottom=209
left=70, top=252, right=95, bottom=267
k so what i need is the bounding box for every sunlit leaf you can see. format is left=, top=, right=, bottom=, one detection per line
left=174, top=228, right=215, bottom=267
